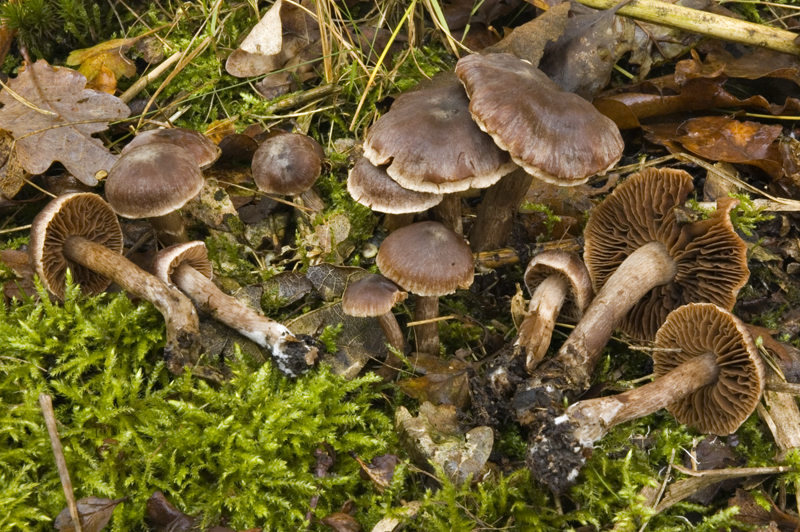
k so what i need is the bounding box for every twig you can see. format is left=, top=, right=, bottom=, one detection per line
left=574, top=0, right=800, bottom=56
left=0, top=223, right=31, bottom=235
left=406, top=314, right=458, bottom=326
left=39, top=393, right=83, bottom=532
left=118, top=50, right=182, bottom=104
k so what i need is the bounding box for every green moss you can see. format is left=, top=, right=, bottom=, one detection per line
left=520, top=201, right=562, bottom=237
left=319, top=322, right=344, bottom=354
left=0, top=279, right=394, bottom=531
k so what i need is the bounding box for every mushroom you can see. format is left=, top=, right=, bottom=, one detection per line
left=376, top=221, right=474, bottom=355
left=454, top=53, right=624, bottom=251
left=121, top=127, right=221, bottom=170
left=342, top=273, right=408, bottom=379
left=251, top=132, right=325, bottom=211
left=513, top=168, right=750, bottom=426
left=516, top=251, right=593, bottom=373
left=528, top=303, right=764, bottom=493
left=29, top=193, right=203, bottom=373
left=362, top=82, right=515, bottom=235
left=152, top=241, right=318, bottom=377
left=105, top=143, right=205, bottom=246
left=347, top=156, right=443, bottom=232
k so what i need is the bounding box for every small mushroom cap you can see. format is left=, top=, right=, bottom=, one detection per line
left=121, top=127, right=221, bottom=169
left=654, top=303, right=764, bottom=436
left=251, top=133, right=323, bottom=195
left=524, top=250, right=593, bottom=319
left=152, top=241, right=213, bottom=285
left=342, top=273, right=408, bottom=317
left=455, top=53, right=624, bottom=186
left=584, top=168, right=749, bottom=340
left=376, top=221, right=474, bottom=296
left=29, top=192, right=124, bottom=299
left=347, top=157, right=443, bottom=214
left=363, top=82, right=515, bottom=193
left=106, top=143, right=205, bottom=219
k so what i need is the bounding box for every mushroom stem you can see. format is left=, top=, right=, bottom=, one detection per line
left=555, top=241, right=677, bottom=392
left=383, top=213, right=415, bottom=233
left=377, top=312, right=405, bottom=379
left=414, top=295, right=440, bottom=355
left=569, top=351, right=718, bottom=445
left=517, top=274, right=569, bottom=372
left=171, top=262, right=317, bottom=377
left=62, top=235, right=201, bottom=372
left=434, top=194, right=463, bottom=236
left=150, top=211, right=189, bottom=246
left=469, top=167, right=533, bottom=252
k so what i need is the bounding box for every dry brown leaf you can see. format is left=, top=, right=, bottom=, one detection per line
left=321, top=512, right=362, bottom=532
left=0, top=60, right=130, bottom=185
left=86, top=66, right=118, bottom=95
left=355, top=453, right=399, bottom=493
left=728, top=489, right=800, bottom=532
left=397, top=354, right=472, bottom=409
left=54, top=496, right=127, bottom=532
left=0, top=128, right=27, bottom=198
left=66, top=37, right=138, bottom=84
left=146, top=491, right=195, bottom=532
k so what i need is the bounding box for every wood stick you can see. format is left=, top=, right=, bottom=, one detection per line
left=39, top=393, right=83, bottom=532
left=574, top=0, right=800, bottom=56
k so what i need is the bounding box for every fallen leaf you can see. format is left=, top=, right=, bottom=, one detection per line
left=146, top=491, right=195, bottom=532
left=321, top=512, right=362, bottom=532
left=0, top=60, right=131, bottom=185
left=396, top=402, right=493, bottom=486
left=54, top=496, right=128, bottom=532
left=728, top=489, right=800, bottom=532
left=397, top=354, right=472, bottom=409
left=0, top=128, right=27, bottom=198
left=85, top=66, right=117, bottom=95
left=66, top=37, right=138, bottom=84
left=370, top=501, right=421, bottom=532
left=483, top=2, right=570, bottom=67
left=354, top=453, right=400, bottom=493
left=306, top=263, right=369, bottom=301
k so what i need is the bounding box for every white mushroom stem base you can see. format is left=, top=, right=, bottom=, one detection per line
left=569, top=351, right=718, bottom=444
left=171, top=263, right=317, bottom=377
left=150, top=210, right=189, bottom=246
left=414, top=295, right=440, bottom=355
left=516, top=274, right=568, bottom=373
left=63, top=236, right=202, bottom=373
left=527, top=351, right=718, bottom=494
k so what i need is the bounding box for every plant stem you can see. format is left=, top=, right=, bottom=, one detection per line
left=574, top=0, right=800, bottom=56
left=414, top=295, right=440, bottom=355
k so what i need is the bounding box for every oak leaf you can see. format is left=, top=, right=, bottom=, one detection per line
left=0, top=60, right=130, bottom=185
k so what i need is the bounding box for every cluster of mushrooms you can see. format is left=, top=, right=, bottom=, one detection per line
left=346, top=52, right=761, bottom=493
left=29, top=127, right=322, bottom=378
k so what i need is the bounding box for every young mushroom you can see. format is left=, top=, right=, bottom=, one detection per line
left=515, top=250, right=593, bottom=373
left=152, top=241, right=318, bottom=377
left=376, top=221, right=474, bottom=355
left=29, top=193, right=202, bottom=373
left=454, top=53, right=624, bottom=251
left=105, top=143, right=205, bottom=245
left=342, top=273, right=408, bottom=379
left=514, top=168, right=750, bottom=425
left=251, top=132, right=325, bottom=211
left=529, top=303, right=764, bottom=493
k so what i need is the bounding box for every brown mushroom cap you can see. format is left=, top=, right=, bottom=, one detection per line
left=151, top=241, right=214, bottom=284
left=363, top=82, right=515, bottom=193
left=342, top=273, right=408, bottom=317
left=654, top=303, right=764, bottom=435
left=524, top=250, right=592, bottom=319
left=105, top=143, right=205, bottom=219
left=29, top=192, right=123, bottom=299
left=376, top=221, right=474, bottom=296
left=347, top=157, right=444, bottom=214
left=121, top=127, right=221, bottom=169
left=584, top=168, right=749, bottom=340
left=251, top=133, right=323, bottom=195
left=455, top=53, right=624, bottom=186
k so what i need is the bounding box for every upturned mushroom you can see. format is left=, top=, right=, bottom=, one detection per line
left=454, top=53, right=624, bottom=251
left=29, top=193, right=202, bottom=373
left=105, top=143, right=205, bottom=245
left=342, top=273, right=408, bottom=379
left=514, top=168, right=750, bottom=426
left=529, top=303, right=764, bottom=493
left=515, top=251, right=593, bottom=373
left=376, top=221, right=474, bottom=355
left=347, top=156, right=443, bottom=232
left=152, top=241, right=318, bottom=377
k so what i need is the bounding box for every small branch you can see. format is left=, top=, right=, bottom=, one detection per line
left=118, top=51, right=182, bottom=104
left=574, top=0, right=800, bottom=56
left=39, top=393, right=82, bottom=532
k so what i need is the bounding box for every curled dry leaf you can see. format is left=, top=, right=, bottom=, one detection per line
left=354, top=453, right=399, bottom=493
left=0, top=128, right=27, bottom=198
left=321, top=512, right=362, bottom=532
left=397, top=354, right=472, bottom=409
left=728, top=489, right=800, bottom=532
left=54, top=496, right=128, bottom=532
left=66, top=37, right=138, bottom=86
left=0, top=60, right=131, bottom=185
left=396, top=402, right=493, bottom=486
left=146, top=491, right=195, bottom=532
